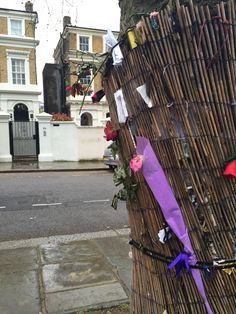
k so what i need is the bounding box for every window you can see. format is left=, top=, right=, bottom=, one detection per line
left=10, top=19, right=23, bottom=36
left=11, top=59, right=26, bottom=85
left=79, top=76, right=93, bottom=96
left=80, top=112, right=93, bottom=126
left=79, top=36, right=89, bottom=51
left=7, top=50, right=29, bottom=85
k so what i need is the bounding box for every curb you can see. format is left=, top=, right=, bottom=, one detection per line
left=0, top=167, right=110, bottom=174
left=0, top=228, right=131, bottom=250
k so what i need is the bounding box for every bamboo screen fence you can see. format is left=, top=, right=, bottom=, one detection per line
left=102, top=0, right=235, bottom=313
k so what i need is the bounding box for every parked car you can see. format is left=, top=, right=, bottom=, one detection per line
left=103, top=144, right=119, bottom=169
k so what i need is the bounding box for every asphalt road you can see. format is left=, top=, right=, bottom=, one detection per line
left=0, top=171, right=129, bottom=241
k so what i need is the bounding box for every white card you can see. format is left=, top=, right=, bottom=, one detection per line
left=136, top=84, right=153, bottom=108
left=158, top=227, right=171, bottom=244
left=114, top=89, right=128, bottom=123
left=104, top=30, right=123, bottom=66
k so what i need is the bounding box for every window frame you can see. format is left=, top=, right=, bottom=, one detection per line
left=9, top=18, right=24, bottom=37
left=77, top=34, right=92, bottom=52
left=79, top=36, right=89, bottom=52
left=7, top=50, right=30, bottom=86
left=11, top=58, right=26, bottom=85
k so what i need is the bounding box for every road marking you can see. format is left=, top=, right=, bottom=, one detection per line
left=0, top=206, right=6, bottom=209
left=83, top=199, right=110, bottom=203
left=32, top=203, right=62, bottom=207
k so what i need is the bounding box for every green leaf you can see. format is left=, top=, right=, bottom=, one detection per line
left=118, top=188, right=128, bottom=200
left=111, top=194, right=119, bottom=210
left=126, top=164, right=132, bottom=177
left=111, top=159, right=139, bottom=210
left=110, top=141, right=119, bottom=159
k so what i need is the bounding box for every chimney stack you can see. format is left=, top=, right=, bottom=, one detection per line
left=25, top=1, right=33, bottom=12
left=63, top=16, right=71, bottom=29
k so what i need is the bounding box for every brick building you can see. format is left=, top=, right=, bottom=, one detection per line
left=0, top=1, right=41, bottom=121
left=50, top=16, right=119, bottom=126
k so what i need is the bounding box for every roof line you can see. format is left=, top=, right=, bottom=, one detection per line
left=64, top=25, right=119, bottom=33
left=0, top=7, right=37, bottom=15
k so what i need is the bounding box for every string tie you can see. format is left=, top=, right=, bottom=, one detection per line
left=167, top=252, right=191, bottom=277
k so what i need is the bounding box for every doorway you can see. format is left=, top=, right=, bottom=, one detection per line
left=14, top=103, right=29, bottom=121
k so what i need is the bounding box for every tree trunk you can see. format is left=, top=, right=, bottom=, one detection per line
left=119, top=0, right=222, bottom=33
left=119, top=0, right=160, bottom=32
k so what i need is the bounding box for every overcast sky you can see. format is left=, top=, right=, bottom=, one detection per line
left=0, top=0, right=120, bottom=101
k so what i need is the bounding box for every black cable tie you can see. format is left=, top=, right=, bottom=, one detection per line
left=129, top=238, right=236, bottom=270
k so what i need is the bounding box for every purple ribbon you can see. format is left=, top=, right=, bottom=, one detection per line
left=136, top=136, right=213, bottom=314
left=167, top=252, right=190, bottom=277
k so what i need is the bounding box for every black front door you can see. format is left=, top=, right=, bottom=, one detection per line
left=14, top=103, right=29, bottom=121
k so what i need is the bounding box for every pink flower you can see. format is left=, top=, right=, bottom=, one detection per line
left=150, top=11, right=159, bottom=18
left=130, top=154, right=144, bottom=172
left=136, top=21, right=144, bottom=32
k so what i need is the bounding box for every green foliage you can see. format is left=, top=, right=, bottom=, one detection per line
left=118, top=303, right=130, bottom=310
left=76, top=303, right=130, bottom=313
left=77, top=63, right=98, bottom=79
left=109, top=141, right=120, bottom=159
left=112, top=161, right=138, bottom=210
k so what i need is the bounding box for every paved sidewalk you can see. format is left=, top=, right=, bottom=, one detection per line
left=0, top=229, right=131, bottom=314
left=0, top=160, right=108, bottom=173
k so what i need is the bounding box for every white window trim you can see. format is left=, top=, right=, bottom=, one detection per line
left=8, top=18, right=25, bottom=37
left=77, top=34, right=92, bottom=52
left=7, top=50, right=30, bottom=86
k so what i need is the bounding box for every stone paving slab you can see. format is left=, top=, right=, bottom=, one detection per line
left=43, top=258, right=117, bottom=293
left=0, top=233, right=132, bottom=314
left=45, top=282, right=128, bottom=313
left=0, top=270, right=40, bottom=314
left=94, top=236, right=132, bottom=292
left=0, top=247, right=38, bottom=272
left=40, top=240, right=102, bottom=264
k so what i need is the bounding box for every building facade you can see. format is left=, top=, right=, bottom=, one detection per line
left=0, top=1, right=40, bottom=121
left=52, top=17, right=119, bottom=126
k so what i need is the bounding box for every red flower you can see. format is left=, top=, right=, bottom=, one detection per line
left=71, top=86, right=76, bottom=97
left=104, top=121, right=118, bottom=141
left=66, top=86, right=72, bottom=91
left=223, top=160, right=236, bottom=178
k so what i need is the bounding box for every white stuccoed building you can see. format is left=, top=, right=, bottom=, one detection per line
left=0, top=1, right=41, bottom=121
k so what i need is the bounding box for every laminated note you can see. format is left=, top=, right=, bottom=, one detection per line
left=114, top=89, right=128, bottom=123
left=136, top=84, right=153, bottom=108
left=104, top=30, right=123, bottom=66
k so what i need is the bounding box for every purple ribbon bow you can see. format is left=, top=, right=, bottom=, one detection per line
left=168, top=252, right=190, bottom=277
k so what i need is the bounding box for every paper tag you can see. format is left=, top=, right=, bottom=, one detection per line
left=136, top=84, right=153, bottom=108
left=104, top=30, right=123, bottom=66
left=158, top=227, right=171, bottom=244
left=114, top=89, right=128, bottom=123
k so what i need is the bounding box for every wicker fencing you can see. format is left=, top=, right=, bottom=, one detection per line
left=103, top=0, right=235, bottom=313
